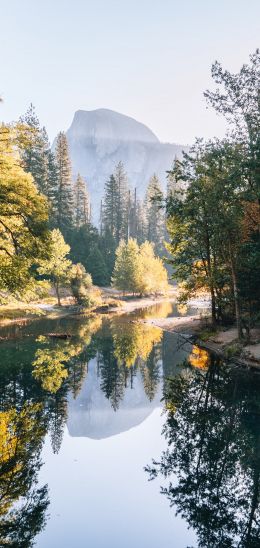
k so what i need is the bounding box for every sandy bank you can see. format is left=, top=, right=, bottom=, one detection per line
left=140, top=314, right=203, bottom=334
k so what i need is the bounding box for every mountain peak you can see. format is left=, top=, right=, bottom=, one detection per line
left=63, top=108, right=186, bottom=223
left=68, top=108, right=159, bottom=144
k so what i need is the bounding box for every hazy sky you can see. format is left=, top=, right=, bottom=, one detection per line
left=1, top=0, right=259, bottom=144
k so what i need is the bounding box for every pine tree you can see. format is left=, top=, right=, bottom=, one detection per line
left=144, top=174, right=165, bottom=255
left=103, top=174, right=118, bottom=238
left=128, top=188, right=137, bottom=239
left=54, top=132, right=74, bottom=234
left=98, top=337, right=125, bottom=411
left=86, top=244, right=109, bottom=286
left=136, top=198, right=147, bottom=244
left=19, top=104, right=58, bottom=202
left=114, top=161, right=129, bottom=242
left=74, top=173, right=90, bottom=228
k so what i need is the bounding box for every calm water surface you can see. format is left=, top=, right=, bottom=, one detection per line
left=0, top=302, right=260, bottom=547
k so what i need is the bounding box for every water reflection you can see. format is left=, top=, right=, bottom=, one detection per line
left=0, top=310, right=173, bottom=545
left=146, top=359, right=260, bottom=547
left=2, top=301, right=259, bottom=547
left=0, top=403, right=49, bottom=546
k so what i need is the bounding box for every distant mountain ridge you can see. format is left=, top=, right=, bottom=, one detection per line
left=63, top=108, right=187, bottom=223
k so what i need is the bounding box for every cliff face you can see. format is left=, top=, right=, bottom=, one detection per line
left=64, top=108, right=186, bottom=223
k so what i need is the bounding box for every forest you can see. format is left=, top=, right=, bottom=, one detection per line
left=0, top=50, right=259, bottom=342
left=0, top=102, right=168, bottom=307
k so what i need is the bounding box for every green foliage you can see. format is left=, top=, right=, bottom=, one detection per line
left=86, top=244, right=109, bottom=286
left=70, top=262, right=101, bottom=308
left=112, top=238, right=168, bottom=295
left=37, top=229, right=71, bottom=305
left=68, top=224, right=110, bottom=286
left=54, top=132, right=74, bottom=234
left=144, top=174, right=165, bottom=255
left=32, top=341, right=70, bottom=393
left=166, top=51, right=260, bottom=339
left=74, top=173, right=90, bottom=227
left=112, top=238, right=142, bottom=293
left=0, top=125, right=50, bottom=296
left=18, top=104, right=58, bottom=202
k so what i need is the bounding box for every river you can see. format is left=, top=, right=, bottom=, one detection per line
left=0, top=302, right=259, bottom=547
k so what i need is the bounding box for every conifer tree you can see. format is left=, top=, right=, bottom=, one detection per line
left=144, top=174, right=165, bottom=255
left=74, top=173, right=90, bottom=228
left=103, top=174, right=118, bottom=238
left=114, top=161, right=129, bottom=242
left=86, top=244, right=109, bottom=286
left=136, top=199, right=147, bottom=244
left=54, top=132, right=74, bottom=234
left=19, top=104, right=58, bottom=202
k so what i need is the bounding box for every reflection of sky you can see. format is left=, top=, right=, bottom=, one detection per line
left=36, top=409, right=196, bottom=548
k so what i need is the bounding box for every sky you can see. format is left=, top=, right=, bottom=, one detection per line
left=1, top=0, right=259, bottom=144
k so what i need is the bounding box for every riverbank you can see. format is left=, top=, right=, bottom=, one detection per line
left=0, top=290, right=177, bottom=326
left=0, top=287, right=180, bottom=326
left=141, top=314, right=260, bottom=370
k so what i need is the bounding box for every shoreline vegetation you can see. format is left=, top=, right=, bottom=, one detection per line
left=0, top=287, right=178, bottom=326
left=1, top=287, right=259, bottom=370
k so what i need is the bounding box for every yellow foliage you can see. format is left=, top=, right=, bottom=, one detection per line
left=0, top=410, right=17, bottom=464
left=112, top=318, right=162, bottom=367
left=142, top=300, right=173, bottom=320
left=188, top=345, right=210, bottom=370
left=0, top=402, right=45, bottom=517
left=0, top=124, right=49, bottom=294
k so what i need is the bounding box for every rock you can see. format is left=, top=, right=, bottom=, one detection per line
left=55, top=108, right=188, bottom=223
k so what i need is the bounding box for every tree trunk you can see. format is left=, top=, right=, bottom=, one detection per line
left=204, top=228, right=217, bottom=327
left=228, top=239, right=243, bottom=340
left=55, top=280, right=61, bottom=306
left=210, top=286, right=216, bottom=327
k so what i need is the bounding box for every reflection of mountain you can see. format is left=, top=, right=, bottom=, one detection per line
left=67, top=359, right=162, bottom=439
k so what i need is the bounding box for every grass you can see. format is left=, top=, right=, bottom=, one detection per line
left=198, top=328, right=217, bottom=341
left=0, top=304, right=46, bottom=325
left=223, top=343, right=243, bottom=358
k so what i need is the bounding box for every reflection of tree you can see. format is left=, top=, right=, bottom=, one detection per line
left=138, top=301, right=173, bottom=320
left=139, top=343, right=162, bottom=402
left=0, top=314, right=102, bottom=544
left=32, top=336, right=84, bottom=393
left=146, top=360, right=260, bottom=547
left=97, top=338, right=126, bottom=411
left=96, top=319, right=162, bottom=409
left=188, top=345, right=210, bottom=370
left=0, top=403, right=49, bottom=546
left=47, top=388, right=68, bottom=454
left=111, top=318, right=162, bottom=366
